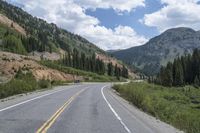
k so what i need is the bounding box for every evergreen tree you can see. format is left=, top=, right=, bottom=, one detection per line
left=107, top=62, right=113, bottom=76
left=66, top=49, right=72, bottom=67
left=3, top=34, right=27, bottom=55
left=173, top=58, right=184, bottom=86
left=165, top=62, right=173, bottom=86
left=192, top=49, right=200, bottom=82
left=194, top=76, right=200, bottom=88
left=114, top=64, right=121, bottom=80
left=122, top=65, right=128, bottom=78
left=81, top=52, right=86, bottom=70
left=72, top=48, right=79, bottom=68
left=91, top=53, right=96, bottom=72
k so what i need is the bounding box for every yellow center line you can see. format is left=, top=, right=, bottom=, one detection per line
left=36, top=89, right=86, bottom=133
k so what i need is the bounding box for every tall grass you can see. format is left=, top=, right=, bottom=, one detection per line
left=113, top=82, right=200, bottom=133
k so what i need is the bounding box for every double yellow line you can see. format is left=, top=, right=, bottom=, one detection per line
left=36, top=89, right=86, bottom=133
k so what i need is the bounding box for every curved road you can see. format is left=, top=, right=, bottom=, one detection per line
left=0, top=83, right=182, bottom=133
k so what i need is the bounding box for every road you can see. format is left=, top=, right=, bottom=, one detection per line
left=0, top=83, right=182, bottom=133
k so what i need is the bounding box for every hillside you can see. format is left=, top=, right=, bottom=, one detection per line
left=0, top=0, right=131, bottom=68
left=112, top=27, right=200, bottom=75
left=0, top=0, right=136, bottom=82
left=0, top=0, right=104, bottom=55
left=0, top=51, right=82, bottom=83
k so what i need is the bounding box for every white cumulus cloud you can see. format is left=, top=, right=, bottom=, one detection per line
left=142, top=0, right=200, bottom=32
left=7, top=0, right=147, bottom=50
left=78, top=25, right=147, bottom=50
left=74, top=0, right=145, bottom=13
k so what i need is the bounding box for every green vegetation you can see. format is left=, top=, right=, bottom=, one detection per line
left=0, top=70, right=52, bottom=99
left=40, top=60, right=123, bottom=82
left=156, top=49, right=200, bottom=87
left=113, top=82, right=200, bottom=133
left=62, top=49, right=106, bottom=75
left=112, top=27, right=200, bottom=76
left=0, top=1, right=129, bottom=80
left=0, top=0, right=104, bottom=55
left=0, top=23, right=27, bottom=55
left=61, top=49, right=128, bottom=79
left=2, top=34, right=27, bottom=54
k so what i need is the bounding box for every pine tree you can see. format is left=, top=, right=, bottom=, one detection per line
left=114, top=64, right=121, bottom=80
left=159, top=66, right=165, bottom=85
left=173, top=59, right=184, bottom=86
left=81, top=52, right=86, bottom=70
left=107, top=62, right=113, bottom=76
left=72, top=48, right=79, bottom=68
left=68, top=51, right=72, bottom=67
left=192, top=49, right=200, bottom=82
left=165, top=62, right=173, bottom=86
left=122, top=65, right=128, bottom=78
left=3, top=34, right=27, bottom=55
left=91, top=53, right=96, bottom=72
left=157, top=48, right=200, bottom=87
left=194, top=76, right=200, bottom=88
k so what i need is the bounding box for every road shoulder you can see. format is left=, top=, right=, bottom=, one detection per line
left=107, top=87, right=184, bottom=133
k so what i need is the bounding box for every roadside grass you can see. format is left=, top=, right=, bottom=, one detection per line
left=40, top=60, right=120, bottom=82
left=113, top=82, right=200, bottom=133
left=0, top=60, right=123, bottom=99
left=0, top=71, right=52, bottom=99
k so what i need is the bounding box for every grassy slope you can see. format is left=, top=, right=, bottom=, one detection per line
left=113, top=82, right=200, bottom=133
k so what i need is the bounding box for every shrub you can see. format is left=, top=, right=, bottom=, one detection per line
left=38, top=79, right=51, bottom=89
left=0, top=71, right=52, bottom=99
left=113, top=82, right=200, bottom=133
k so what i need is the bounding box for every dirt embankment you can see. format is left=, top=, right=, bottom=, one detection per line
left=0, top=51, right=82, bottom=83
left=0, top=14, right=26, bottom=36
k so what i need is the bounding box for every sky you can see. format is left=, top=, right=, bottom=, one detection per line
left=6, top=0, right=200, bottom=50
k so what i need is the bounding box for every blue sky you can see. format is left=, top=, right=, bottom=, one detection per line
left=7, top=0, right=200, bottom=50
left=86, top=0, right=162, bottom=38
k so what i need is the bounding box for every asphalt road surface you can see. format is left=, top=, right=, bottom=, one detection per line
left=0, top=83, right=182, bottom=133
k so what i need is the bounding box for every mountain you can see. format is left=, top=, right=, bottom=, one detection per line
left=111, top=27, right=200, bottom=75
left=106, top=49, right=121, bottom=53
left=0, top=0, right=104, bottom=55
left=0, top=0, right=138, bottom=82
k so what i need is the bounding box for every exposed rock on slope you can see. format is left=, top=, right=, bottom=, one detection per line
left=0, top=51, right=81, bottom=83
left=112, top=27, right=200, bottom=75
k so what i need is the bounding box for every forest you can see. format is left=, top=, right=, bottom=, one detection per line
left=155, top=48, right=200, bottom=87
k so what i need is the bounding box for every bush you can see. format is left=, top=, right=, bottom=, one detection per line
left=38, top=79, right=51, bottom=89
left=0, top=71, right=53, bottom=99
left=113, top=82, right=200, bottom=133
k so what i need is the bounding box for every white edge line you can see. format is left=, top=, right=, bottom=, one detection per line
left=101, top=86, right=131, bottom=133
left=108, top=90, right=155, bottom=133
left=0, top=87, right=69, bottom=112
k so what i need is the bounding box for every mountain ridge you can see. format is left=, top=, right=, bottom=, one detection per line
left=112, top=27, right=200, bottom=75
left=0, top=0, right=105, bottom=55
